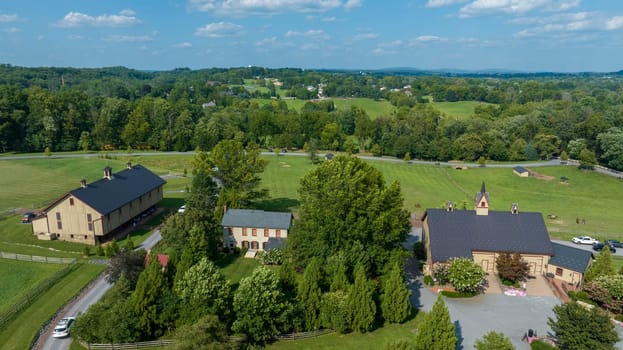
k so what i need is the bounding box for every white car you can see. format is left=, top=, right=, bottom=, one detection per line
left=52, top=317, right=75, bottom=338
left=571, top=236, right=598, bottom=245
left=177, top=205, right=186, bottom=213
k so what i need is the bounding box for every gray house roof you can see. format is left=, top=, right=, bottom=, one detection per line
left=425, top=208, right=554, bottom=263
left=221, top=209, right=292, bottom=230
left=514, top=166, right=528, bottom=174
left=549, top=242, right=593, bottom=273
left=69, top=165, right=165, bottom=215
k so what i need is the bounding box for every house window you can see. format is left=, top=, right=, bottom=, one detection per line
left=139, top=197, right=143, bottom=204
left=242, top=228, right=248, bottom=236
left=264, top=228, right=269, bottom=237
left=555, top=268, right=563, bottom=276
left=129, top=202, right=133, bottom=209
left=87, top=214, right=93, bottom=231
left=56, top=212, right=62, bottom=230
left=481, top=201, right=485, bottom=207
left=242, top=241, right=249, bottom=249
left=262, top=242, right=268, bottom=250
left=276, top=229, right=281, bottom=238
left=69, top=198, right=74, bottom=206
left=84, top=235, right=87, bottom=240
left=228, top=228, right=233, bottom=236
left=70, top=234, right=74, bottom=239
left=251, top=241, right=259, bottom=249
left=252, top=228, right=257, bottom=237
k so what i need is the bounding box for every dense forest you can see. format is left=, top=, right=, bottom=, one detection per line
left=1, top=64, right=623, bottom=170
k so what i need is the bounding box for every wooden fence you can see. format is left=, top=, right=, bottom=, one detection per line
left=83, top=340, right=176, bottom=349
left=0, top=251, right=75, bottom=264
left=83, top=329, right=335, bottom=349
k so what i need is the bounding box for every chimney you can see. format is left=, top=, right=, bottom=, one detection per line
left=446, top=201, right=454, bottom=212
left=103, top=166, right=112, bottom=180
left=223, top=204, right=228, bottom=214
left=80, top=178, right=87, bottom=188
left=127, top=161, right=132, bottom=170
left=511, top=203, right=519, bottom=215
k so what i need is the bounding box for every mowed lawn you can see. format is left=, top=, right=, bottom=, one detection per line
left=267, top=315, right=422, bottom=350
left=259, top=155, right=623, bottom=239
left=431, top=100, right=495, bottom=120
left=0, top=259, right=64, bottom=313
left=0, top=263, right=105, bottom=350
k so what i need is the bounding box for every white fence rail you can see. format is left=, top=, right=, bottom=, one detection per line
left=0, top=251, right=75, bottom=264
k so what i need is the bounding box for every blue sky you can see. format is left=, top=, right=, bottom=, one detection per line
left=1, top=0, right=622, bottom=72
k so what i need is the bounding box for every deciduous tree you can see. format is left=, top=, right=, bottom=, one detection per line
left=585, top=247, right=616, bottom=282
left=173, top=315, right=235, bottom=350
left=548, top=302, right=619, bottom=350
left=496, top=252, right=530, bottom=283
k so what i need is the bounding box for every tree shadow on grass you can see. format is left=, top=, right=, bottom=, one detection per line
left=254, top=197, right=300, bottom=212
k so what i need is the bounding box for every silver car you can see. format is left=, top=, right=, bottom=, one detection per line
left=52, top=317, right=75, bottom=338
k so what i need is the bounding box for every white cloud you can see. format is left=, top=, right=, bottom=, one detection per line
left=36, top=34, right=44, bottom=41
left=353, top=32, right=378, bottom=40
left=379, top=40, right=403, bottom=47
left=426, top=0, right=468, bottom=8
left=195, top=22, right=244, bottom=37
left=188, top=0, right=356, bottom=15
left=606, top=16, right=623, bottom=30
left=301, top=43, right=320, bottom=50
left=4, top=27, right=19, bottom=33
left=415, top=35, right=446, bottom=42
left=285, top=29, right=330, bottom=40
left=371, top=47, right=395, bottom=56
left=175, top=42, right=193, bottom=48
left=256, top=36, right=278, bottom=46
left=0, top=14, right=18, bottom=23
left=512, top=12, right=623, bottom=37
left=56, top=10, right=141, bottom=27
left=102, top=35, right=153, bottom=42
left=459, top=0, right=580, bottom=18
left=344, top=0, right=362, bottom=10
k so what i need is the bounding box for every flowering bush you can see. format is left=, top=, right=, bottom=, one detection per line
left=258, top=248, right=283, bottom=265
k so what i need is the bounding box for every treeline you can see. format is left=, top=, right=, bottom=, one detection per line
left=1, top=65, right=623, bottom=170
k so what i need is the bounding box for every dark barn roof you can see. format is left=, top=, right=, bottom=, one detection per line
left=221, top=209, right=292, bottom=229
left=425, top=208, right=554, bottom=263
left=69, top=165, right=165, bottom=215
left=549, top=242, right=593, bottom=273
left=514, top=166, right=528, bottom=173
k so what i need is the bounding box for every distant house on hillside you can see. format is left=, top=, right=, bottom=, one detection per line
left=221, top=209, right=292, bottom=254
left=513, top=166, right=530, bottom=177
left=31, top=163, right=165, bottom=245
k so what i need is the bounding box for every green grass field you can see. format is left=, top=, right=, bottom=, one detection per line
left=0, top=263, right=105, bottom=350
left=431, top=100, right=494, bottom=120
left=267, top=315, right=422, bottom=350
left=0, top=260, right=65, bottom=313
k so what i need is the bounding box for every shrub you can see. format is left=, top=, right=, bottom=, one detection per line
left=432, top=263, right=450, bottom=285
left=447, top=257, right=486, bottom=294
left=423, top=275, right=434, bottom=286
left=95, top=244, right=104, bottom=256
left=615, top=314, right=623, bottom=322
left=258, top=248, right=283, bottom=265
left=83, top=246, right=91, bottom=257
left=441, top=290, right=476, bottom=298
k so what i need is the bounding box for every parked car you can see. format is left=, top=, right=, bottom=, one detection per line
left=593, top=242, right=616, bottom=253
left=52, top=317, right=75, bottom=338
left=606, top=239, right=623, bottom=248
left=177, top=205, right=186, bottom=214
left=571, top=236, right=598, bottom=245
left=21, top=212, right=35, bottom=223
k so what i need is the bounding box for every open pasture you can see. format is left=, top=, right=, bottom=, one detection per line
left=0, top=259, right=64, bottom=314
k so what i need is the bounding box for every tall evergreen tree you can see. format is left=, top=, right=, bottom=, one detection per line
left=347, top=263, right=377, bottom=333
left=585, top=246, right=616, bottom=282
left=381, top=262, right=411, bottom=324
left=130, top=252, right=170, bottom=339
left=297, top=257, right=323, bottom=330
left=414, top=295, right=456, bottom=350
left=474, top=331, right=515, bottom=350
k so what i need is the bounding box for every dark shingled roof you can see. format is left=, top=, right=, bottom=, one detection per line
left=69, top=165, right=165, bottom=215
left=514, top=166, right=528, bottom=174
left=549, top=242, right=593, bottom=273
left=425, top=208, right=554, bottom=263
left=221, top=209, right=292, bottom=229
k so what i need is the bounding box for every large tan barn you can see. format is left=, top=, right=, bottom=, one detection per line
left=31, top=163, right=165, bottom=245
